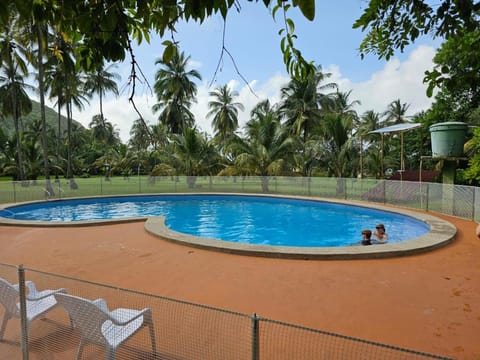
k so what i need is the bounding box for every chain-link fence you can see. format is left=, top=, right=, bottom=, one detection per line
left=1, top=176, right=479, bottom=221
left=0, top=263, right=452, bottom=360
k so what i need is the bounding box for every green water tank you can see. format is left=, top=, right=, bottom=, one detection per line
left=429, top=122, right=468, bottom=158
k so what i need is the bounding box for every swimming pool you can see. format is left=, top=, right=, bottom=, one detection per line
left=0, top=194, right=431, bottom=247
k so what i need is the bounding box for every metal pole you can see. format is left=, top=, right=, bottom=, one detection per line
left=426, top=183, right=430, bottom=212
left=472, top=186, right=476, bottom=221
left=381, top=133, right=385, bottom=179
left=138, top=164, right=141, bottom=194
left=17, top=265, right=29, bottom=360
left=420, top=157, right=423, bottom=210
left=383, top=180, right=386, bottom=205
left=251, top=313, right=259, bottom=360
left=13, top=181, right=17, bottom=203
left=359, top=135, right=363, bottom=179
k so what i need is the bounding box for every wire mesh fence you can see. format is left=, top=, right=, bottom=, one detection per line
left=0, top=177, right=475, bottom=359
left=0, top=263, right=453, bottom=360
left=1, top=176, right=479, bottom=222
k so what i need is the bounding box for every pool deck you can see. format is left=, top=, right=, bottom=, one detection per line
left=0, top=208, right=479, bottom=359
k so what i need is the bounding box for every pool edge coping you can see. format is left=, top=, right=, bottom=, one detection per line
left=143, top=193, right=456, bottom=260
left=0, top=193, right=457, bottom=259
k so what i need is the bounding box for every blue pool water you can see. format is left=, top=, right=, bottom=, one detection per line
left=0, top=195, right=430, bottom=247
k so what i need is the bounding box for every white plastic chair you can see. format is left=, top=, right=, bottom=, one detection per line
left=0, top=277, right=66, bottom=341
left=55, top=293, right=156, bottom=360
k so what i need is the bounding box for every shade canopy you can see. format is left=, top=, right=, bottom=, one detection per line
left=369, top=123, right=421, bottom=134
left=367, top=123, right=422, bottom=176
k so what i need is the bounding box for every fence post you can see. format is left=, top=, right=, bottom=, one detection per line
left=382, top=180, right=386, bottom=205
left=472, top=186, right=476, bottom=221
left=251, top=313, right=259, bottom=360
left=12, top=181, right=16, bottom=203
left=426, top=183, right=430, bottom=212
left=17, top=265, right=29, bottom=360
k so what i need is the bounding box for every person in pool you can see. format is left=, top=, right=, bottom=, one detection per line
left=373, top=223, right=388, bottom=243
left=361, top=229, right=372, bottom=246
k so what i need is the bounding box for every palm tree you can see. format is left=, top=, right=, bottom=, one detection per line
left=0, top=133, right=21, bottom=179
left=359, top=110, right=382, bottom=135
left=83, top=63, right=120, bottom=122
left=45, top=35, right=89, bottom=181
left=321, top=111, right=356, bottom=179
left=129, top=118, right=152, bottom=153
left=357, top=110, right=382, bottom=177
left=326, top=90, right=360, bottom=136
left=89, top=114, right=120, bottom=149
left=67, top=122, right=91, bottom=176
left=152, top=51, right=201, bottom=134
left=383, top=99, right=412, bottom=173
left=83, top=63, right=120, bottom=180
left=33, top=22, right=55, bottom=195
left=279, top=67, right=337, bottom=143
left=207, top=84, right=244, bottom=144
left=150, top=123, right=170, bottom=151
left=128, top=120, right=153, bottom=178
left=250, top=99, right=276, bottom=119
left=23, top=119, right=56, bottom=180
left=172, top=127, right=219, bottom=188
left=383, top=99, right=410, bottom=125
left=0, top=11, right=32, bottom=181
left=228, top=103, right=294, bottom=192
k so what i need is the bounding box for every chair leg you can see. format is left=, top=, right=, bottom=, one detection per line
left=76, top=339, right=86, bottom=360
left=69, top=315, right=75, bottom=329
left=146, top=315, right=157, bottom=357
left=106, top=346, right=116, bottom=360
left=0, top=313, right=11, bottom=341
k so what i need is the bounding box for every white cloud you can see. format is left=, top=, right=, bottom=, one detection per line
left=326, top=45, right=436, bottom=117
left=71, top=45, right=436, bottom=143
left=188, top=74, right=289, bottom=138
left=71, top=94, right=158, bottom=143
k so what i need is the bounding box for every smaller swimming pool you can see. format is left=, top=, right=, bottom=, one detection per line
left=0, top=194, right=430, bottom=248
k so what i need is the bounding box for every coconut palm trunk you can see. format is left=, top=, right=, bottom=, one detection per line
left=36, top=24, right=54, bottom=196
left=56, top=102, right=61, bottom=180
left=11, top=96, right=25, bottom=180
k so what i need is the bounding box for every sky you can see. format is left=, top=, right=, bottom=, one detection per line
left=66, top=1, right=441, bottom=143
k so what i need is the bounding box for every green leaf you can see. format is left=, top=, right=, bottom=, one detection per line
left=162, top=43, right=177, bottom=63
left=426, top=82, right=434, bottom=97
left=286, top=18, right=295, bottom=33
left=272, top=4, right=281, bottom=20
left=294, top=0, right=315, bottom=21
left=280, top=37, right=286, bottom=52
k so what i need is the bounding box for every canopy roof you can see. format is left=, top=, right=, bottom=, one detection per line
left=369, top=123, right=421, bottom=134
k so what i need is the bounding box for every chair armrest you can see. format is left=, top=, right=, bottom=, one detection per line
left=93, top=298, right=109, bottom=312
left=26, top=287, right=66, bottom=301
left=12, top=280, right=33, bottom=292
left=109, top=308, right=152, bottom=326
left=13, top=281, right=66, bottom=301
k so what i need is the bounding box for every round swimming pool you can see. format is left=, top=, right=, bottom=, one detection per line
left=0, top=194, right=431, bottom=247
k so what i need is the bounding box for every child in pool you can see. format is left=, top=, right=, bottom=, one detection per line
left=360, top=229, right=372, bottom=245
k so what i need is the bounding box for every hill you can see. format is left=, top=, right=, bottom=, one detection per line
left=0, top=99, right=85, bottom=137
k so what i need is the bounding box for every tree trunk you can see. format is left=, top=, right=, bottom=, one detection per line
left=261, top=176, right=269, bottom=193
left=37, top=24, right=54, bottom=196
left=66, top=97, right=73, bottom=179
left=56, top=102, right=61, bottom=180
left=12, top=96, right=25, bottom=181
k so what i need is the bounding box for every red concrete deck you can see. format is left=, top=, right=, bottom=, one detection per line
left=0, top=211, right=479, bottom=359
